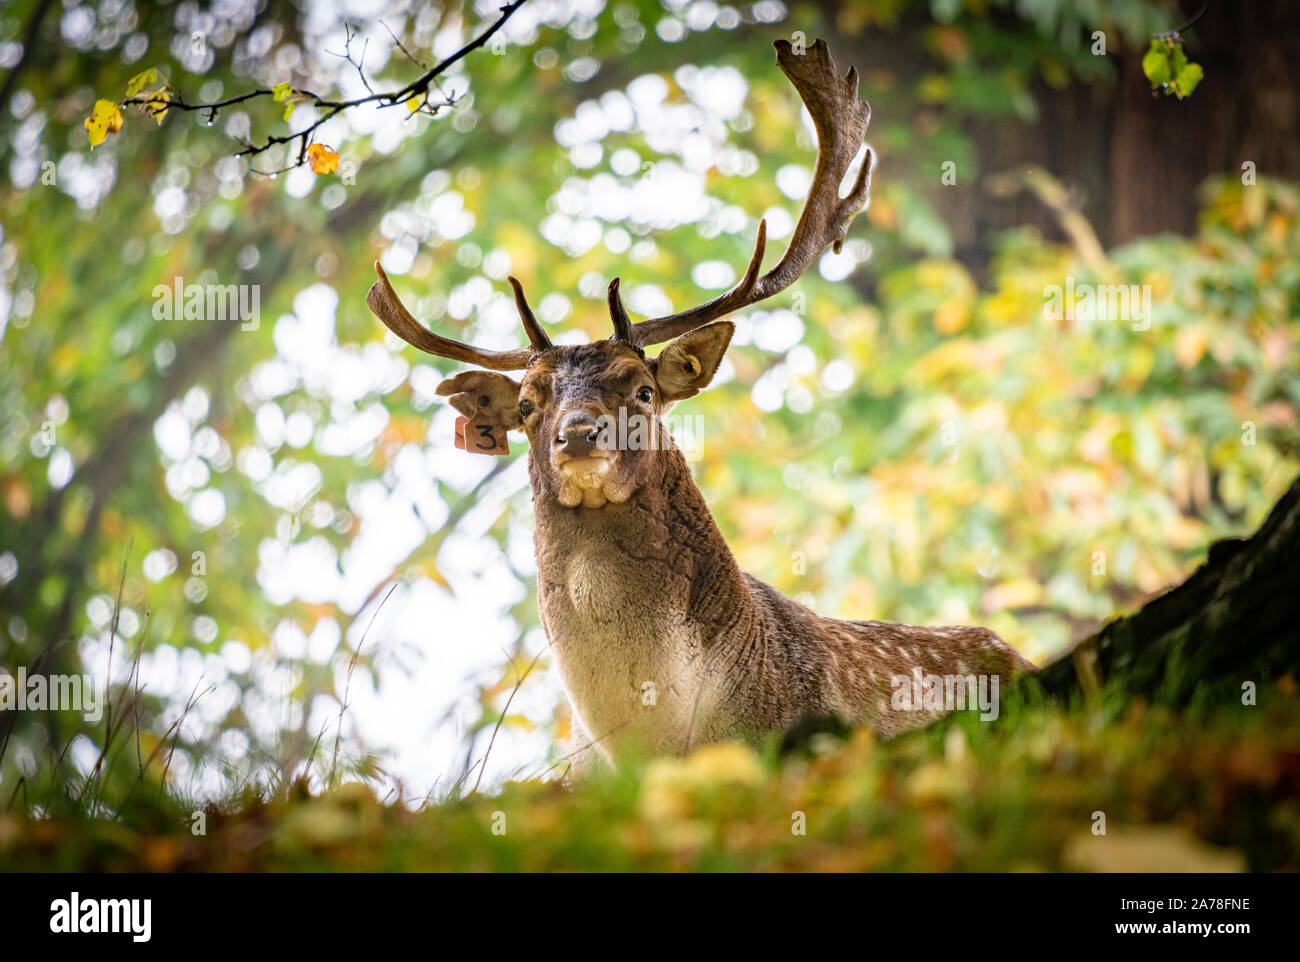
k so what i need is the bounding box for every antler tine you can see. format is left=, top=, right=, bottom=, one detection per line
left=508, top=275, right=553, bottom=352
left=366, top=262, right=534, bottom=371
left=628, top=220, right=767, bottom=347
left=630, top=38, right=872, bottom=348
left=607, top=278, right=635, bottom=342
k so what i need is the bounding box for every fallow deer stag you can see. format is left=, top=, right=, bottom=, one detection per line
left=367, top=39, right=1035, bottom=772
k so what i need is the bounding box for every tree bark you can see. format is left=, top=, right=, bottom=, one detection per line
left=1036, top=475, right=1300, bottom=701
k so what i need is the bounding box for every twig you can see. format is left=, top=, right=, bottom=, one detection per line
left=119, top=0, right=531, bottom=172
left=329, top=583, right=398, bottom=789
left=532, top=720, right=630, bottom=781
left=45, top=737, right=74, bottom=805
left=451, top=756, right=486, bottom=797
left=103, top=539, right=131, bottom=738
left=119, top=677, right=211, bottom=808
left=303, top=718, right=331, bottom=787
left=132, top=608, right=150, bottom=779
left=1153, top=0, right=1210, bottom=39
left=158, top=680, right=215, bottom=798
left=80, top=540, right=132, bottom=803
left=5, top=776, right=27, bottom=812
left=471, top=646, right=546, bottom=794
left=380, top=19, right=428, bottom=70
left=327, top=23, right=375, bottom=97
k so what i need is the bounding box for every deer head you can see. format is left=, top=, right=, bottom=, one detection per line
left=366, top=39, right=872, bottom=510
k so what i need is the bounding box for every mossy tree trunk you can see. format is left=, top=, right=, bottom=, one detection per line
left=1035, top=476, right=1300, bottom=703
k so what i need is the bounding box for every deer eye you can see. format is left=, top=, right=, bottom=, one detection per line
left=636, top=386, right=654, bottom=404
left=518, top=398, right=534, bottom=418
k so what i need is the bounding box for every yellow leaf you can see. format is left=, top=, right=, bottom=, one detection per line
left=84, top=99, right=124, bottom=148
left=981, top=578, right=1043, bottom=612
left=413, top=561, right=449, bottom=591
left=1174, top=324, right=1208, bottom=368
left=917, top=74, right=951, bottom=103
left=407, top=93, right=426, bottom=114
left=683, top=742, right=763, bottom=785
left=933, top=298, right=970, bottom=335
left=909, top=761, right=960, bottom=802
left=307, top=143, right=339, bottom=175
left=143, top=88, right=170, bottom=125
left=51, top=341, right=79, bottom=373
left=639, top=743, right=762, bottom=823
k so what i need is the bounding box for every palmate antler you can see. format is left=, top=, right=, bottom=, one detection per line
left=366, top=38, right=872, bottom=365
left=622, top=39, right=872, bottom=347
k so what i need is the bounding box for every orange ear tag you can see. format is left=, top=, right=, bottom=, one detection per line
left=454, top=415, right=509, bottom=456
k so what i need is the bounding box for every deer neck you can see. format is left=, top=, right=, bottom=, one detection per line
left=528, top=442, right=757, bottom=747
left=529, top=444, right=746, bottom=612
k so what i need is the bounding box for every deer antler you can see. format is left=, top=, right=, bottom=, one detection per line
left=369, top=40, right=869, bottom=364
left=628, top=38, right=873, bottom=348
left=607, top=278, right=636, bottom=343
left=366, top=261, right=541, bottom=370
left=508, top=275, right=554, bottom=351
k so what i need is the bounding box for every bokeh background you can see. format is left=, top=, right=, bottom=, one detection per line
left=1, top=0, right=1297, bottom=805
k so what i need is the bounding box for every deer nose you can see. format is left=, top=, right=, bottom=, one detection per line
left=556, top=413, right=602, bottom=457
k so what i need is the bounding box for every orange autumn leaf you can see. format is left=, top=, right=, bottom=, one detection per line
left=307, top=143, right=339, bottom=175
left=2, top=474, right=31, bottom=520
left=933, top=298, right=970, bottom=334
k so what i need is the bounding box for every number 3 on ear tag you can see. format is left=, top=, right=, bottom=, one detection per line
left=454, top=415, right=509, bottom=456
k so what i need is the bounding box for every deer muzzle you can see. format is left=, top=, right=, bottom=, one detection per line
left=555, top=413, right=604, bottom=460
left=550, top=410, right=635, bottom=509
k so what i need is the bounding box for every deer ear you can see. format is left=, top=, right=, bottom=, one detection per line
left=436, top=371, right=524, bottom=430
left=653, top=321, right=734, bottom=401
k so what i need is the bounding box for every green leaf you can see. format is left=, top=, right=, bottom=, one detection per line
left=1171, top=43, right=1189, bottom=76
left=1174, top=62, right=1203, bottom=99
left=125, top=67, right=158, bottom=98
left=272, top=81, right=294, bottom=101
left=1141, top=39, right=1171, bottom=87
left=1142, top=38, right=1204, bottom=99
